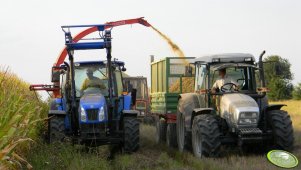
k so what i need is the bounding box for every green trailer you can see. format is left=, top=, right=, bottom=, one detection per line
left=150, top=57, right=195, bottom=147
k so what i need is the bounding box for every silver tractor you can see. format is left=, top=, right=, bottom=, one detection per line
left=176, top=52, right=294, bottom=157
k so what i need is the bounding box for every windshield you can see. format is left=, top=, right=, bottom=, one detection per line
left=210, top=66, right=256, bottom=92
left=74, top=63, right=108, bottom=97
left=124, top=78, right=148, bottom=99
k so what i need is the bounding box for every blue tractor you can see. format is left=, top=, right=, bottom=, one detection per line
left=46, top=24, right=139, bottom=152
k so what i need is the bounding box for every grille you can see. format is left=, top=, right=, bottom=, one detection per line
left=239, top=128, right=262, bottom=135
left=86, top=109, right=98, bottom=121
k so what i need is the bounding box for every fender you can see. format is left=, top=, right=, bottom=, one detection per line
left=49, top=98, right=65, bottom=112
left=49, top=98, right=67, bottom=116
left=264, top=104, right=286, bottom=113
left=191, top=108, right=214, bottom=127
left=122, top=110, right=139, bottom=117
left=178, top=93, right=205, bottom=130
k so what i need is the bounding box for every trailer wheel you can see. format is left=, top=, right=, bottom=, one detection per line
left=192, top=114, right=221, bottom=158
left=155, top=117, right=166, bottom=143
left=177, top=110, right=191, bottom=152
left=49, top=116, right=65, bottom=143
left=123, top=117, right=140, bottom=153
left=143, top=115, right=155, bottom=125
left=268, top=110, right=294, bottom=151
left=166, top=123, right=177, bottom=148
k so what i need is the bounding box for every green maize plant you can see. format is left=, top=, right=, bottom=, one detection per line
left=0, top=67, right=48, bottom=169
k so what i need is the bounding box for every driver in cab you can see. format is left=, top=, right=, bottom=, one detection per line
left=81, top=68, right=106, bottom=92
left=211, top=68, right=239, bottom=111
left=212, top=68, right=239, bottom=93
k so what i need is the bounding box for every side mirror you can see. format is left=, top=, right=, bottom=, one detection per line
left=131, top=88, right=137, bottom=106
left=185, top=66, right=193, bottom=76
left=121, top=67, right=127, bottom=72
left=51, top=67, right=60, bottom=83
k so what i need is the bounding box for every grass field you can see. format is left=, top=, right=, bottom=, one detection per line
left=25, top=100, right=301, bottom=170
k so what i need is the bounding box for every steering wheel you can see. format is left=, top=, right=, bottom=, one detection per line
left=220, top=83, right=238, bottom=92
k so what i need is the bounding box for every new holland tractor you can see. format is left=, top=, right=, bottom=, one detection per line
left=31, top=24, right=140, bottom=152
left=176, top=52, right=294, bottom=157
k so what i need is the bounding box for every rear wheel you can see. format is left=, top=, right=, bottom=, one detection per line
left=123, top=117, right=140, bottom=153
left=49, top=116, right=65, bottom=143
left=166, top=123, right=177, bottom=148
left=155, top=117, right=167, bottom=143
left=268, top=110, right=294, bottom=151
left=192, top=114, right=221, bottom=158
left=177, top=110, right=191, bottom=152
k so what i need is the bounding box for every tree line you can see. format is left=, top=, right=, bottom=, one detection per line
left=263, top=55, right=301, bottom=101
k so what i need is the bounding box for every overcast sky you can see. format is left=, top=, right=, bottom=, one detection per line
left=1, top=0, right=301, bottom=94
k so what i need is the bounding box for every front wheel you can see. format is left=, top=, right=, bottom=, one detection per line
left=123, top=117, right=140, bottom=153
left=48, top=115, right=65, bottom=143
left=192, top=114, right=221, bottom=158
left=268, top=110, right=294, bottom=151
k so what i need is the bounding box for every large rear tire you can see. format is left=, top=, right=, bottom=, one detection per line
left=123, top=117, right=140, bottom=153
left=268, top=110, right=294, bottom=151
left=166, top=123, right=177, bottom=148
left=155, top=117, right=166, bottom=143
left=192, top=114, right=221, bottom=158
left=177, top=110, right=191, bottom=152
left=49, top=116, right=65, bottom=143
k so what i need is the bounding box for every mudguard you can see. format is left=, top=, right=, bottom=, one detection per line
left=264, top=104, right=286, bottom=113
left=49, top=98, right=66, bottom=115
left=122, top=110, right=139, bottom=117
left=49, top=98, right=65, bottom=111
left=48, top=98, right=70, bottom=130
left=178, top=93, right=206, bottom=130
left=191, top=108, right=214, bottom=128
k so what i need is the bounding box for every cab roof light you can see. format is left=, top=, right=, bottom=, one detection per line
left=212, top=58, right=220, bottom=62
left=244, top=57, right=253, bottom=62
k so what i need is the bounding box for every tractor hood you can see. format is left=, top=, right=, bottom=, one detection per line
left=79, top=93, right=107, bottom=123
left=80, top=93, right=106, bottom=109
left=219, top=93, right=259, bottom=128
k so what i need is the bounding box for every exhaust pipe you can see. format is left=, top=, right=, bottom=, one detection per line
left=258, top=50, right=266, bottom=87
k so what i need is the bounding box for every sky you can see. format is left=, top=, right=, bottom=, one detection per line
left=1, top=0, right=301, bottom=96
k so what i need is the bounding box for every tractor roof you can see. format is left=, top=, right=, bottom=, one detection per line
left=71, top=60, right=125, bottom=66
left=194, top=53, right=255, bottom=64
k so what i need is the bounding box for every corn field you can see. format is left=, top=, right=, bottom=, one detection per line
left=0, top=67, right=47, bottom=169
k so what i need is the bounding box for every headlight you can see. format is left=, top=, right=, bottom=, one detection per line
left=80, top=107, right=87, bottom=122
left=240, top=112, right=257, bottom=118
left=238, top=112, right=258, bottom=125
left=98, top=106, right=105, bottom=121
left=239, top=118, right=257, bottom=124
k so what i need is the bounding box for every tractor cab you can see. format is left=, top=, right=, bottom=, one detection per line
left=194, top=53, right=264, bottom=128
left=123, top=76, right=149, bottom=117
